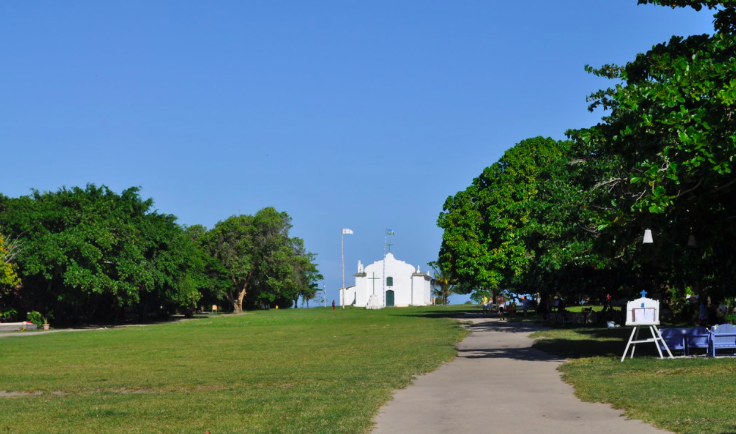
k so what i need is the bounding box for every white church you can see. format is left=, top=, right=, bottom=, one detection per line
left=341, top=253, right=433, bottom=308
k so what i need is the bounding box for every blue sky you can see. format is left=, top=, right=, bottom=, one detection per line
left=1, top=2, right=716, bottom=306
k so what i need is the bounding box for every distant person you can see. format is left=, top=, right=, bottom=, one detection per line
left=522, top=296, right=530, bottom=315
left=332, top=300, right=336, bottom=311
left=497, top=295, right=506, bottom=321
left=698, top=297, right=708, bottom=326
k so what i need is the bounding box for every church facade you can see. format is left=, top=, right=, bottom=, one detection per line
left=341, top=253, right=432, bottom=308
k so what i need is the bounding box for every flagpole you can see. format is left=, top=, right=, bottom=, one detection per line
left=341, top=230, right=345, bottom=310
left=340, top=228, right=353, bottom=310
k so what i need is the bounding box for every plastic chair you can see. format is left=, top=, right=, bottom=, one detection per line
left=687, top=327, right=710, bottom=355
left=708, top=324, right=736, bottom=357
left=659, top=328, right=688, bottom=355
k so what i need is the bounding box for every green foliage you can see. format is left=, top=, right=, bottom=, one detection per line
left=437, top=137, right=605, bottom=298
left=26, top=310, right=43, bottom=326
left=201, top=207, right=321, bottom=312
left=440, top=1, right=736, bottom=302
left=0, top=308, right=18, bottom=322
left=0, top=230, right=20, bottom=290
left=0, top=184, right=205, bottom=324
left=429, top=263, right=458, bottom=305
left=567, top=0, right=736, bottom=296
left=469, top=289, right=492, bottom=304
left=0, top=185, right=320, bottom=320
left=183, top=224, right=232, bottom=310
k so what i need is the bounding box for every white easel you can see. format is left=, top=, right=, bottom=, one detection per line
left=621, top=292, right=673, bottom=362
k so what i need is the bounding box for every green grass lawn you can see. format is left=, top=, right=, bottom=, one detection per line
left=532, top=326, right=736, bottom=434
left=0, top=306, right=469, bottom=434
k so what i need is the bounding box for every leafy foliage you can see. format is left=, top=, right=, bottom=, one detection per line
left=201, top=207, right=321, bottom=312
left=430, top=263, right=458, bottom=305
left=0, top=185, right=204, bottom=324
left=0, top=229, right=21, bottom=290
left=0, top=186, right=320, bottom=321
left=439, top=1, right=736, bottom=303
left=568, top=0, right=736, bottom=296
left=438, top=137, right=605, bottom=298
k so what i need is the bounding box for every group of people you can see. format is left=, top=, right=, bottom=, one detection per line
left=481, top=295, right=531, bottom=320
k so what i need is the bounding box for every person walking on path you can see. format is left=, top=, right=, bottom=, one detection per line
left=497, top=295, right=506, bottom=321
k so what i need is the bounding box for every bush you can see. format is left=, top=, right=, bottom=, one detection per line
left=1, top=308, right=18, bottom=322
left=27, top=311, right=43, bottom=326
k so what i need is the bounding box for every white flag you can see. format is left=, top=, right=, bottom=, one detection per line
left=342, top=228, right=354, bottom=235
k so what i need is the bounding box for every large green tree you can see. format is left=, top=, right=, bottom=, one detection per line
left=568, top=0, right=736, bottom=297
left=201, top=214, right=257, bottom=313
left=0, top=185, right=202, bottom=323
left=202, top=207, right=321, bottom=312
left=438, top=137, right=605, bottom=298
left=438, top=1, right=736, bottom=304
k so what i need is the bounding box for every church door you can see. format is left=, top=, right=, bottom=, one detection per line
left=386, top=290, right=395, bottom=307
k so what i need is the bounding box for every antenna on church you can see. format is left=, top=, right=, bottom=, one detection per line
left=383, top=229, right=395, bottom=307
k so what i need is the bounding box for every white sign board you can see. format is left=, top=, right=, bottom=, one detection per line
left=625, top=297, right=660, bottom=326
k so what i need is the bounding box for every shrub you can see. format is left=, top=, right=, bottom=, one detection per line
left=27, top=311, right=43, bottom=326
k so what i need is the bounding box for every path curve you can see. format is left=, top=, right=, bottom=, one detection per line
left=371, top=317, right=671, bottom=434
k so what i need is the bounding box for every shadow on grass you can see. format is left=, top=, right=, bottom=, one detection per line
left=392, top=308, right=488, bottom=319
left=531, top=327, right=676, bottom=359
left=532, top=338, right=628, bottom=359
left=456, top=320, right=629, bottom=361
left=392, top=306, right=667, bottom=360
left=393, top=307, right=541, bottom=321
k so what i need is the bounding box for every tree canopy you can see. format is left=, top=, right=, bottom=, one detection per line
left=0, top=185, right=321, bottom=324
left=438, top=1, right=736, bottom=304
left=195, top=207, right=321, bottom=313
left=567, top=0, right=736, bottom=297
left=438, top=137, right=604, bottom=297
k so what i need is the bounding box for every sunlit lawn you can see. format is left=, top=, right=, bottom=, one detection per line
left=0, top=306, right=469, bottom=434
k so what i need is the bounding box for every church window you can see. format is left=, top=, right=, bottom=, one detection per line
left=386, top=276, right=394, bottom=287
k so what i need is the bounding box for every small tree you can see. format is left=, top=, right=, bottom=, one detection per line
left=430, top=263, right=457, bottom=306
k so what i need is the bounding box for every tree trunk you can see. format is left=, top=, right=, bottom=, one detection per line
left=236, top=290, right=245, bottom=313
left=235, top=282, right=248, bottom=313
left=228, top=279, right=249, bottom=313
